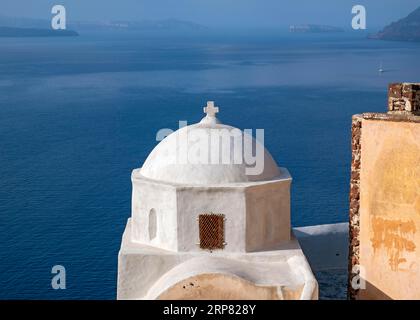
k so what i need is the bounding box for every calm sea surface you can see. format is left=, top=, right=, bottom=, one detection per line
left=0, top=31, right=419, bottom=299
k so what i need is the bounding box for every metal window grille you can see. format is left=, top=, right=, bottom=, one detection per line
left=198, top=213, right=225, bottom=250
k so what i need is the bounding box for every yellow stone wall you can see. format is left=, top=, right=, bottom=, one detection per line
left=358, top=119, right=420, bottom=299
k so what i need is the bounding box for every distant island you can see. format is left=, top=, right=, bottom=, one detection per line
left=72, top=19, right=208, bottom=32
left=0, top=26, right=78, bottom=37
left=369, top=6, right=420, bottom=41
left=289, top=24, right=344, bottom=33
left=0, top=15, right=207, bottom=34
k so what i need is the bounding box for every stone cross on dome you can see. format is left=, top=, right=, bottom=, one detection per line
left=203, top=101, right=219, bottom=118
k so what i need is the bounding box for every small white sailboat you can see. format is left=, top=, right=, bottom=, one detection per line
left=378, top=62, right=384, bottom=73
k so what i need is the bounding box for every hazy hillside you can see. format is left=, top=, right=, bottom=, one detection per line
left=0, top=26, right=78, bottom=37
left=371, top=6, right=420, bottom=41
left=0, top=15, right=207, bottom=33
left=289, top=24, right=344, bottom=33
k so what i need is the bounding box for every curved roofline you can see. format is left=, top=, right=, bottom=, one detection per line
left=132, top=167, right=292, bottom=188
left=139, top=117, right=282, bottom=185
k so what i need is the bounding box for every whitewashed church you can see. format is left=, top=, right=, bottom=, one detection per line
left=117, top=102, right=318, bottom=300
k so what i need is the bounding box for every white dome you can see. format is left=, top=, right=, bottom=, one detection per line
left=140, top=111, right=281, bottom=185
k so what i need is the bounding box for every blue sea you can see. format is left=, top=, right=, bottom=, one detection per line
left=0, top=31, right=419, bottom=299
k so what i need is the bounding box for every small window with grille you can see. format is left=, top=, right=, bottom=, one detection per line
left=198, top=213, right=225, bottom=250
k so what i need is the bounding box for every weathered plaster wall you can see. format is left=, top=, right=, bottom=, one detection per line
left=176, top=186, right=246, bottom=252
left=131, top=170, right=178, bottom=251
left=155, top=273, right=302, bottom=300
left=131, top=167, right=291, bottom=254
left=358, top=119, right=420, bottom=299
left=348, top=84, right=420, bottom=299
left=172, top=172, right=292, bottom=253
left=245, top=175, right=291, bottom=252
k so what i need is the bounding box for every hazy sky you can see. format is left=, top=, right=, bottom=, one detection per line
left=1, top=0, right=419, bottom=28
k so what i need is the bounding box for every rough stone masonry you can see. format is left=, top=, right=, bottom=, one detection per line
left=388, top=83, right=420, bottom=114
